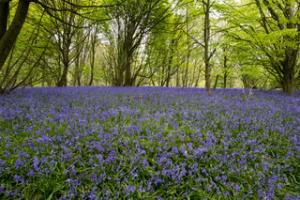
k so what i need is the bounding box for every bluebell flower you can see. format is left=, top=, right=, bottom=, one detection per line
left=124, top=185, right=135, bottom=196
left=13, top=175, right=23, bottom=184
left=33, top=156, right=40, bottom=172
left=0, top=186, right=4, bottom=194
left=89, top=187, right=97, bottom=200
left=234, top=184, right=240, bottom=193
left=15, top=159, right=25, bottom=169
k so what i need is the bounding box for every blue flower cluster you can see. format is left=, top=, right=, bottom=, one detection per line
left=0, top=87, right=299, bottom=199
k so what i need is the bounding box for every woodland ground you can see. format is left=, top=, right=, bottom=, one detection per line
left=0, top=87, right=299, bottom=199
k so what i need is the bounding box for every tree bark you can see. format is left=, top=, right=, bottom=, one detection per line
left=184, top=8, right=190, bottom=87
left=203, top=0, right=212, bottom=95
left=57, top=63, right=68, bottom=87
left=281, top=76, right=293, bottom=95
left=0, top=1, right=9, bottom=39
left=281, top=46, right=297, bottom=95
left=0, top=0, right=30, bottom=70
left=57, top=47, right=70, bottom=87
left=124, top=55, right=132, bottom=86
left=166, top=40, right=175, bottom=87
left=213, top=75, right=219, bottom=89
left=89, top=31, right=96, bottom=86
left=223, top=50, right=228, bottom=88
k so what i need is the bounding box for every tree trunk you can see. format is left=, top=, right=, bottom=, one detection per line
left=57, top=63, right=68, bottom=87
left=184, top=8, right=190, bottom=87
left=89, top=32, right=96, bottom=86
left=160, top=53, right=167, bottom=87
left=205, top=63, right=211, bottom=94
left=89, top=59, right=95, bottom=86
left=203, top=0, right=212, bottom=95
left=0, top=0, right=30, bottom=70
left=58, top=49, right=69, bottom=87
left=282, top=77, right=293, bottom=95
left=176, top=64, right=180, bottom=87
left=124, top=57, right=132, bottom=86
left=74, top=50, right=81, bottom=86
left=0, top=1, right=9, bottom=39
left=223, top=52, right=228, bottom=89
left=213, top=75, right=220, bottom=89
left=223, top=75, right=227, bottom=89
left=166, top=46, right=174, bottom=87
left=281, top=55, right=295, bottom=96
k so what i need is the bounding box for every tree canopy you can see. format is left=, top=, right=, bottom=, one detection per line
left=0, top=0, right=299, bottom=94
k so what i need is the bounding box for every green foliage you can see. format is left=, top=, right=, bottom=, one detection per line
left=0, top=0, right=299, bottom=92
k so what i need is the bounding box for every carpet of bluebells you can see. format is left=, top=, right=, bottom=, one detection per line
left=0, top=87, right=299, bottom=200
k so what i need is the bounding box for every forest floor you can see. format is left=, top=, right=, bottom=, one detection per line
left=0, top=87, right=299, bottom=199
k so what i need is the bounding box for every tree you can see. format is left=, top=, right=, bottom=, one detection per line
left=142, top=13, right=184, bottom=87
left=201, top=0, right=216, bottom=95
left=0, top=0, right=30, bottom=71
left=0, top=0, right=107, bottom=91
left=222, top=0, right=300, bottom=95
left=254, top=0, right=300, bottom=95
left=101, top=0, right=171, bottom=86
left=0, top=0, right=49, bottom=93
left=40, top=0, right=86, bottom=87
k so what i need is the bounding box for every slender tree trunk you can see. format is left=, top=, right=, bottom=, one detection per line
left=213, top=75, right=219, bottom=89
left=223, top=51, right=228, bottom=89
left=160, top=54, right=166, bottom=86
left=0, top=0, right=30, bottom=70
left=176, top=63, right=180, bottom=87
left=194, top=64, right=201, bottom=87
left=224, top=73, right=227, bottom=89
left=89, top=57, right=95, bottom=86
left=75, top=57, right=81, bottom=86
left=203, top=0, right=212, bottom=95
left=89, top=32, right=96, bottom=86
left=166, top=45, right=175, bottom=87
left=184, top=8, right=190, bottom=87
left=74, top=40, right=81, bottom=86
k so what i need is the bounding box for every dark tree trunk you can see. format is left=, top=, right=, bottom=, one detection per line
left=89, top=60, right=94, bottom=86
left=89, top=31, right=96, bottom=86
left=124, top=58, right=132, bottom=86
left=160, top=54, right=167, bottom=87
left=75, top=60, right=81, bottom=86
left=203, top=0, right=212, bottom=96
left=281, top=76, right=293, bottom=95
left=166, top=45, right=175, bottom=87
left=0, top=0, right=30, bottom=70
left=281, top=52, right=296, bottom=95
left=184, top=9, right=190, bottom=87
left=213, top=75, right=220, bottom=89
left=57, top=63, right=68, bottom=87
left=0, top=1, right=9, bottom=39
left=58, top=49, right=69, bottom=87
left=223, top=52, right=228, bottom=89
